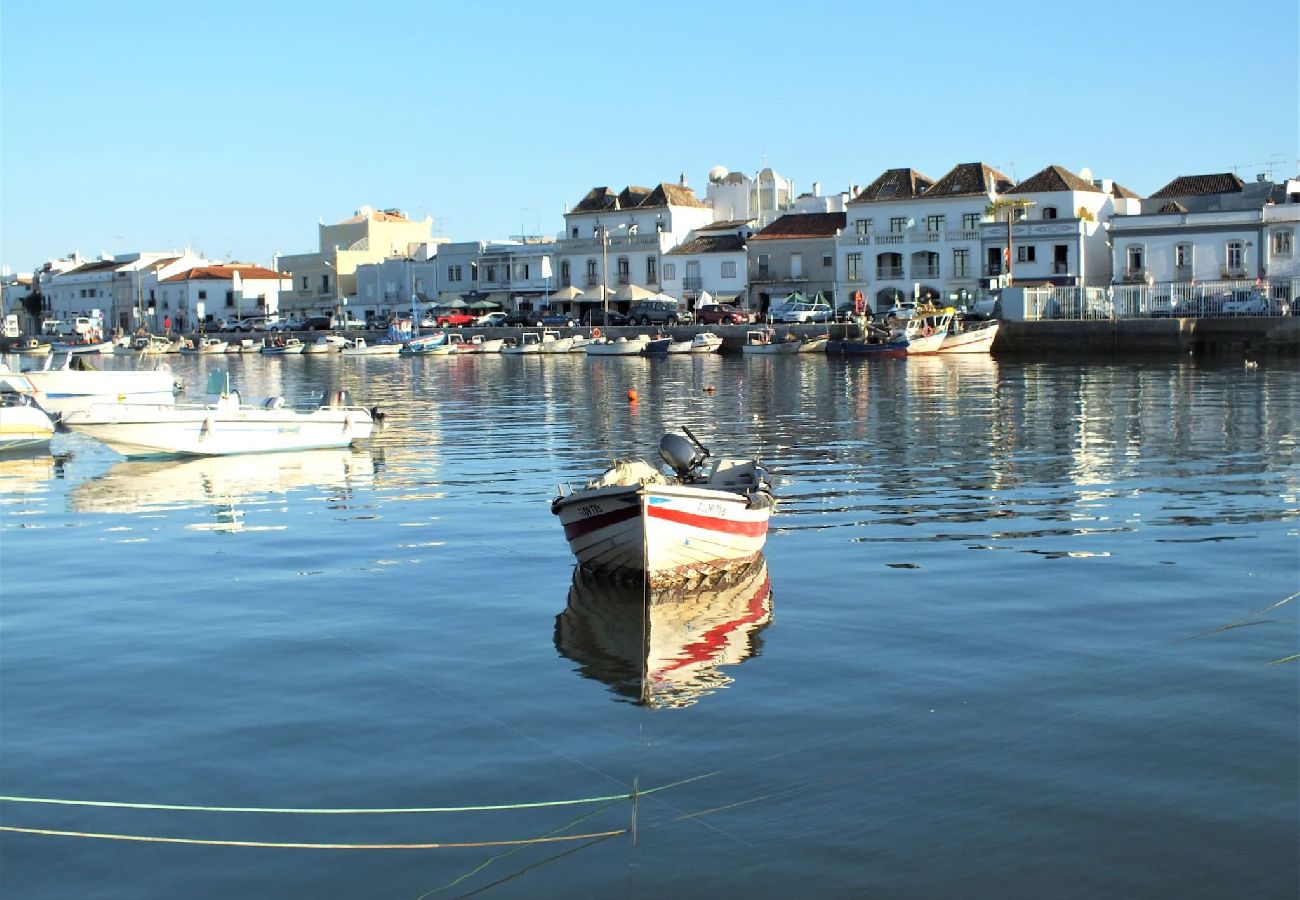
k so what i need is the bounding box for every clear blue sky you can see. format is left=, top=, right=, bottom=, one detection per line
left=2, top=0, right=1296, bottom=273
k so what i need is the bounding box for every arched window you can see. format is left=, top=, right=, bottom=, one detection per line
left=1042, top=206, right=1058, bottom=219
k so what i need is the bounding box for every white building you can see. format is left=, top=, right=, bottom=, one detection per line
left=555, top=179, right=713, bottom=315
left=978, top=165, right=1139, bottom=290
left=1109, top=173, right=1300, bottom=286
left=473, top=239, right=559, bottom=310
left=354, top=242, right=443, bottom=322
left=840, top=162, right=1022, bottom=307
left=662, top=220, right=754, bottom=308
left=157, top=263, right=291, bottom=330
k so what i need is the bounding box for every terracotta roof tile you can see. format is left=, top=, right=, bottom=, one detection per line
left=699, top=219, right=754, bottom=231
left=1109, top=182, right=1142, bottom=200
left=1157, top=201, right=1188, bottom=214
left=750, top=212, right=846, bottom=240
left=924, top=162, right=1014, bottom=199
left=852, top=168, right=934, bottom=202
left=336, top=209, right=412, bottom=225
left=1149, top=173, right=1244, bottom=199
left=666, top=235, right=747, bottom=255
left=571, top=182, right=707, bottom=212
left=160, top=264, right=287, bottom=283
left=1010, top=164, right=1101, bottom=194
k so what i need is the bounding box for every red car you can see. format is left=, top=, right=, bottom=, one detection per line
left=435, top=311, right=477, bottom=327
left=695, top=303, right=750, bottom=325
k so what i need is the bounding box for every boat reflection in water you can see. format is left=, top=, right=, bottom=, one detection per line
left=69, top=448, right=376, bottom=532
left=555, top=555, right=773, bottom=708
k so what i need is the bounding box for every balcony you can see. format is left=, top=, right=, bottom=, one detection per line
left=1121, top=269, right=1148, bottom=283
left=1221, top=266, right=1247, bottom=279
left=876, top=234, right=905, bottom=245
left=616, top=274, right=629, bottom=285
left=914, top=232, right=940, bottom=243
left=585, top=275, right=599, bottom=287
left=947, top=229, right=981, bottom=241
left=876, top=266, right=904, bottom=280
left=683, top=276, right=703, bottom=291
left=915, top=266, right=940, bottom=279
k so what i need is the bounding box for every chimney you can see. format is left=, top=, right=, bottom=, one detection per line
left=812, top=181, right=821, bottom=196
left=1257, top=174, right=1268, bottom=183
left=679, top=172, right=688, bottom=187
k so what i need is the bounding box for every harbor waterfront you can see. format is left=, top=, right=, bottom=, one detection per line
left=0, top=352, right=1296, bottom=898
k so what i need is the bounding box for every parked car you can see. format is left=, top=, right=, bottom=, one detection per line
left=1219, top=289, right=1269, bottom=316
left=695, top=303, right=750, bottom=325
left=501, top=310, right=536, bottom=326
left=883, top=300, right=918, bottom=321
left=629, top=298, right=692, bottom=326
left=232, top=316, right=270, bottom=332
left=583, top=309, right=631, bottom=327
left=537, top=311, right=579, bottom=327
left=475, top=311, right=507, bottom=327
left=771, top=297, right=832, bottom=323
left=303, top=315, right=332, bottom=331
left=268, top=317, right=303, bottom=332
left=435, top=310, right=477, bottom=327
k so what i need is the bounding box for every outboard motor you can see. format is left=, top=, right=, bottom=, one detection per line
left=659, top=432, right=705, bottom=479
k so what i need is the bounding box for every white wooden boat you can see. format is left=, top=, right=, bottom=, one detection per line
left=834, top=306, right=954, bottom=357
left=7, top=355, right=179, bottom=417
left=50, top=339, right=114, bottom=355
left=502, top=332, right=543, bottom=354
left=556, top=554, right=772, bottom=707
left=568, top=334, right=598, bottom=353
left=0, top=384, right=56, bottom=450
left=303, top=334, right=345, bottom=355
left=540, top=330, right=574, bottom=354
left=226, top=338, right=258, bottom=353
left=261, top=337, right=305, bottom=355
left=678, top=332, right=722, bottom=354
left=10, top=338, right=51, bottom=356
left=585, top=335, right=652, bottom=356
left=402, top=332, right=449, bottom=355
left=552, top=429, right=775, bottom=589
left=797, top=335, right=830, bottom=353
left=340, top=337, right=402, bottom=356
left=741, top=329, right=799, bottom=355
left=179, top=337, right=228, bottom=354
left=63, top=375, right=377, bottom=458
left=938, top=318, right=999, bottom=354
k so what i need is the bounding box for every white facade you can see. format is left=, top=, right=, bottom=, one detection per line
left=354, top=256, right=440, bottom=321
left=158, top=264, right=291, bottom=330
left=705, top=167, right=797, bottom=229
left=661, top=222, right=753, bottom=306
left=1108, top=176, right=1299, bottom=284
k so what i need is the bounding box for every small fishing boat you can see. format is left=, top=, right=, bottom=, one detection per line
left=540, top=330, right=574, bottom=354
left=797, top=335, right=830, bottom=353
left=340, top=337, right=402, bottom=356
left=63, top=372, right=377, bottom=458
left=555, top=554, right=773, bottom=707
left=585, top=334, right=652, bottom=356
left=502, top=332, right=543, bottom=355
left=832, top=306, right=954, bottom=357
left=644, top=337, right=674, bottom=355
left=10, top=338, right=51, bottom=357
left=303, top=334, right=346, bottom=355
left=552, top=428, right=775, bottom=589
left=938, top=317, right=999, bottom=354
left=0, top=378, right=56, bottom=450
left=682, top=332, right=723, bottom=354
left=741, top=329, right=799, bottom=355
left=568, top=333, right=598, bottom=353
left=50, top=339, right=114, bottom=355
left=226, top=338, right=257, bottom=353
left=261, top=337, right=305, bottom=355
left=402, top=332, right=449, bottom=355
left=179, top=337, right=229, bottom=354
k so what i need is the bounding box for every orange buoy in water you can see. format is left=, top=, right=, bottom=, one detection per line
left=627, top=388, right=639, bottom=403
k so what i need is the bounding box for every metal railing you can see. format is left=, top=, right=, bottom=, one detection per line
left=1002, top=277, right=1297, bottom=320
left=876, top=266, right=904, bottom=280
left=683, top=276, right=703, bottom=291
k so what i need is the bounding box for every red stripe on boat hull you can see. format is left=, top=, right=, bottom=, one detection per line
left=646, top=505, right=768, bottom=537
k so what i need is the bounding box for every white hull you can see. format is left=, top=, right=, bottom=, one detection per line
left=586, top=336, right=652, bottom=356
left=742, top=341, right=799, bottom=354
left=16, top=365, right=178, bottom=418
left=50, top=341, right=113, bottom=354
left=938, top=320, right=999, bottom=353
left=341, top=340, right=402, bottom=356
left=798, top=336, right=829, bottom=353
left=554, top=481, right=771, bottom=588
left=0, top=403, right=55, bottom=450
left=64, top=400, right=375, bottom=457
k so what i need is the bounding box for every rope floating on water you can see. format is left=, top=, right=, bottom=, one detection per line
left=0, top=825, right=627, bottom=850
left=0, top=772, right=715, bottom=816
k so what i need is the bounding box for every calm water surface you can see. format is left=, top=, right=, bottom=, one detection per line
left=1, top=351, right=1296, bottom=898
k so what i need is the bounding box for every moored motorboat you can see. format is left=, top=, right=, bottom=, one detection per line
left=585, top=334, right=652, bottom=356
left=402, top=332, right=449, bottom=354
left=303, top=334, right=346, bottom=354
left=540, top=330, right=575, bottom=354
left=831, top=306, right=954, bottom=357
left=50, top=339, right=114, bottom=354
left=938, top=317, right=999, bottom=353
left=11, top=338, right=51, bottom=356
left=741, top=329, right=799, bottom=355
left=0, top=379, right=56, bottom=450
left=340, top=337, right=402, bottom=355
left=8, top=354, right=179, bottom=417
left=685, top=332, right=723, bottom=354
left=179, top=337, right=229, bottom=354
left=552, top=428, right=775, bottom=589
left=62, top=373, right=377, bottom=457
left=644, top=337, right=674, bottom=355
left=261, top=337, right=305, bottom=355
left=797, top=335, right=830, bottom=353
left=555, top=554, right=773, bottom=707
left=502, top=332, right=543, bottom=354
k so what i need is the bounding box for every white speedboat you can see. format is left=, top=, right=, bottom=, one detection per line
left=502, top=332, right=543, bottom=354
left=340, top=337, right=402, bottom=356
left=9, top=354, right=179, bottom=418
left=552, top=428, right=775, bottom=589
left=938, top=317, right=999, bottom=353
left=556, top=554, right=773, bottom=707
left=741, top=329, right=799, bottom=354
left=303, top=334, right=346, bottom=355
left=0, top=384, right=56, bottom=451
left=585, top=335, right=652, bottom=356
left=834, top=306, right=955, bottom=357
left=63, top=375, right=377, bottom=458
left=668, top=332, right=722, bottom=354
left=402, top=332, right=449, bottom=355
left=540, top=330, right=574, bottom=354
left=50, top=339, right=114, bottom=354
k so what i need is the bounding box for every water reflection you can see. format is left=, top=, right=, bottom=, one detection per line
left=555, top=556, right=773, bottom=708
left=69, top=449, right=376, bottom=531
left=0, top=447, right=59, bottom=502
